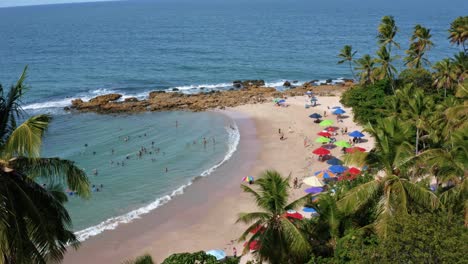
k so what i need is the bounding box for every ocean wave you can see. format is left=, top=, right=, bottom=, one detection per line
left=165, top=82, right=233, bottom=92
left=74, top=122, right=240, bottom=242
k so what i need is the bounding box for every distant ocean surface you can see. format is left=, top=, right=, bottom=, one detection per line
left=0, top=0, right=465, bottom=240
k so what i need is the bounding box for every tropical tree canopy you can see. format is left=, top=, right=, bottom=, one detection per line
left=448, top=16, right=468, bottom=53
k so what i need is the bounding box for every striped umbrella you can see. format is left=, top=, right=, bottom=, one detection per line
left=314, top=170, right=336, bottom=179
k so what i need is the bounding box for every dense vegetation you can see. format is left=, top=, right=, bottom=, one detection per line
left=0, top=67, right=91, bottom=263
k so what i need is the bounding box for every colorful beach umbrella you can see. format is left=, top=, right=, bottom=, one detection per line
left=348, top=130, right=365, bottom=138
left=314, top=170, right=336, bottom=179
left=312, top=147, right=330, bottom=155
left=242, top=176, right=254, bottom=182
left=303, top=207, right=317, bottom=213
left=326, top=157, right=343, bottom=165
left=334, top=140, right=351, bottom=148
left=206, top=250, right=226, bottom=261
left=347, top=167, right=361, bottom=175
left=332, top=108, right=346, bottom=115
left=317, top=131, right=331, bottom=137
left=302, top=176, right=324, bottom=187
left=305, top=187, right=324, bottom=194
left=286, top=210, right=304, bottom=220
left=345, top=147, right=366, bottom=153
left=319, top=120, right=333, bottom=126
left=315, top=136, right=331, bottom=143
left=309, top=113, right=322, bottom=119
left=329, top=165, right=347, bottom=174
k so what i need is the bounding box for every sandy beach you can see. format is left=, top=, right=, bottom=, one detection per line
left=63, top=93, right=373, bottom=264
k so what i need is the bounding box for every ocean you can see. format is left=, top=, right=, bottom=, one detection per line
left=0, top=0, right=465, bottom=240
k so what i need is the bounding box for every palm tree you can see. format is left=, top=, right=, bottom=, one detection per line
left=338, top=45, right=358, bottom=80
left=405, top=25, right=433, bottom=69
left=377, top=16, right=400, bottom=53
left=433, top=58, right=457, bottom=98
left=452, top=51, right=468, bottom=84
left=448, top=16, right=468, bottom=53
left=236, top=170, right=310, bottom=264
left=0, top=66, right=90, bottom=264
left=375, top=46, right=397, bottom=92
left=354, top=54, right=377, bottom=85
left=339, top=117, right=439, bottom=237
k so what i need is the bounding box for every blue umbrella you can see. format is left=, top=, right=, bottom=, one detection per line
left=309, top=113, right=322, bottom=119
left=305, top=187, right=324, bottom=194
left=329, top=165, right=347, bottom=174
left=206, top=249, right=226, bottom=260
left=348, top=130, right=365, bottom=138
left=306, top=91, right=313, bottom=94
left=278, top=99, right=286, bottom=103
left=332, top=106, right=341, bottom=109
left=303, top=207, right=317, bottom=213
left=332, top=108, right=346, bottom=115
left=326, top=157, right=343, bottom=165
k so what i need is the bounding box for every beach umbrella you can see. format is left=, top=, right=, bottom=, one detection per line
left=332, top=108, right=346, bottom=115
left=286, top=210, right=304, bottom=220
left=319, top=120, right=333, bottom=127
left=329, top=165, right=347, bottom=174
left=326, top=127, right=337, bottom=132
left=332, top=106, right=341, bottom=109
left=309, top=113, right=322, bottom=119
left=348, top=130, right=365, bottom=138
left=312, top=147, right=330, bottom=155
left=326, top=157, right=343, bottom=165
left=345, top=147, right=366, bottom=153
left=273, top=98, right=281, bottom=103
left=314, top=170, right=336, bottom=179
left=242, top=176, right=254, bottom=182
left=206, top=250, right=226, bottom=261
left=303, top=176, right=324, bottom=187
left=306, top=91, right=313, bottom=94
left=250, top=225, right=265, bottom=234
left=334, top=140, right=351, bottom=148
left=311, top=97, right=318, bottom=101
left=244, top=240, right=261, bottom=251
left=278, top=99, right=286, bottom=103
left=303, top=207, right=317, bottom=214
left=315, top=136, right=331, bottom=143
left=305, top=187, right=324, bottom=194
left=317, top=131, right=331, bottom=137
left=347, top=167, right=361, bottom=175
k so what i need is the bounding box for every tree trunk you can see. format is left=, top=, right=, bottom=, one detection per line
left=349, top=61, right=356, bottom=81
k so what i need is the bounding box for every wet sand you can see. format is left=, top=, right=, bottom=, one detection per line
left=63, top=94, right=373, bottom=264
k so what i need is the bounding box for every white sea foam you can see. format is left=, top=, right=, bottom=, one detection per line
left=74, top=122, right=240, bottom=241
left=166, top=82, right=232, bottom=92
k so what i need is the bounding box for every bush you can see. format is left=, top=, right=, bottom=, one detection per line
left=161, top=251, right=240, bottom=264
left=398, top=68, right=433, bottom=92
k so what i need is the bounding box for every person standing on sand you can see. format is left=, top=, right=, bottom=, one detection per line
left=324, top=111, right=327, bottom=117
left=233, top=247, right=237, bottom=257
left=293, top=177, right=298, bottom=189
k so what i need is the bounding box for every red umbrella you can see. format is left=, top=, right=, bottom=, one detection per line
left=250, top=225, right=265, bottom=234
left=345, top=147, right=366, bottom=153
left=312, top=147, right=330, bottom=155
left=326, top=127, right=336, bottom=132
left=347, top=167, right=361, bottom=175
left=286, top=212, right=304, bottom=220
left=244, top=240, right=260, bottom=251
left=318, top=131, right=331, bottom=137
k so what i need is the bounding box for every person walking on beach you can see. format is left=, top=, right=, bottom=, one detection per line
left=233, top=247, right=237, bottom=258
left=293, top=177, right=298, bottom=189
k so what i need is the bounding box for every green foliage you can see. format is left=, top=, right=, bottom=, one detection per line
left=124, top=254, right=154, bottom=264
left=161, top=251, right=218, bottom=264
left=398, top=68, right=433, bottom=92
left=340, top=80, right=392, bottom=125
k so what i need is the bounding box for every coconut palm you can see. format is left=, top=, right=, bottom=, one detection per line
left=452, top=51, right=468, bottom=83
left=339, top=117, right=439, bottom=237
left=236, top=170, right=310, bottom=264
left=377, top=16, right=400, bottom=53
left=375, top=46, right=397, bottom=92
left=0, top=66, right=90, bottom=264
left=448, top=16, right=468, bottom=53
left=433, top=58, right=457, bottom=98
left=405, top=25, right=433, bottom=69
left=354, top=54, right=377, bottom=85
left=338, top=45, right=358, bottom=80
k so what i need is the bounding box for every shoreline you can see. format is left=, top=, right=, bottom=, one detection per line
left=63, top=94, right=373, bottom=264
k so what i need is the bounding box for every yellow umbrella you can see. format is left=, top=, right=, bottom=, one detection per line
left=302, top=176, right=324, bottom=187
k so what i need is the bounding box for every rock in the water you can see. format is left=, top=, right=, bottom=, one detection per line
left=124, top=97, right=139, bottom=102
left=292, top=80, right=298, bottom=83
left=326, top=79, right=332, bottom=83
left=172, top=88, right=180, bottom=91
left=89, top=93, right=122, bottom=104
left=283, top=81, right=291, bottom=87
left=149, top=90, right=166, bottom=99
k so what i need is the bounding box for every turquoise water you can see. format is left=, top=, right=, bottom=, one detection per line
left=41, top=111, right=239, bottom=240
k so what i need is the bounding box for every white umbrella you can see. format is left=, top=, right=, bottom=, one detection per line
left=302, top=176, right=324, bottom=187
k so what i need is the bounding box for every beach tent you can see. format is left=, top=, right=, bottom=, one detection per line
left=326, top=157, right=343, bottom=165
left=309, top=113, right=322, bottom=119
left=319, top=120, right=334, bottom=127
left=305, top=187, right=324, bottom=194
left=315, top=137, right=331, bottom=143
left=328, top=165, right=347, bottom=174
left=206, top=249, right=226, bottom=260
left=332, top=108, right=346, bottom=115
left=348, top=130, right=365, bottom=138
left=303, top=176, right=324, bottom=187
left=312, top=147, right=330, bottom=155
left=334, top=140, right=351, bottom=148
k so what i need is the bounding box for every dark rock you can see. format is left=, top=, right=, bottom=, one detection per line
left=292, top=80, right=298, bottom=83
left=283, top=81, right=291, bottom=87
left=172, top=88, right=180, bottom=91
left=326, top=79, right=332, bottom=83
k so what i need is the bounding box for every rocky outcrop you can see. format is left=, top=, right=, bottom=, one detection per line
left=68, top=82, right=354, bottom=114
left=283, top=81, right=291, bottom=87
left=232, top=80, right=265, bottom=88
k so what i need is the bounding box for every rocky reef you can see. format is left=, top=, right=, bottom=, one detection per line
left=67, top=81, right=353, bottom=114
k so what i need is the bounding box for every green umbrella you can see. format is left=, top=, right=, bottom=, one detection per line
left=334, top=140, right=351, bottom=148
left=319, top=120, right=333, bottom=126
left=316, top=136, right=331, bottom=143
left=273, top=98, right=281, bottom=103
